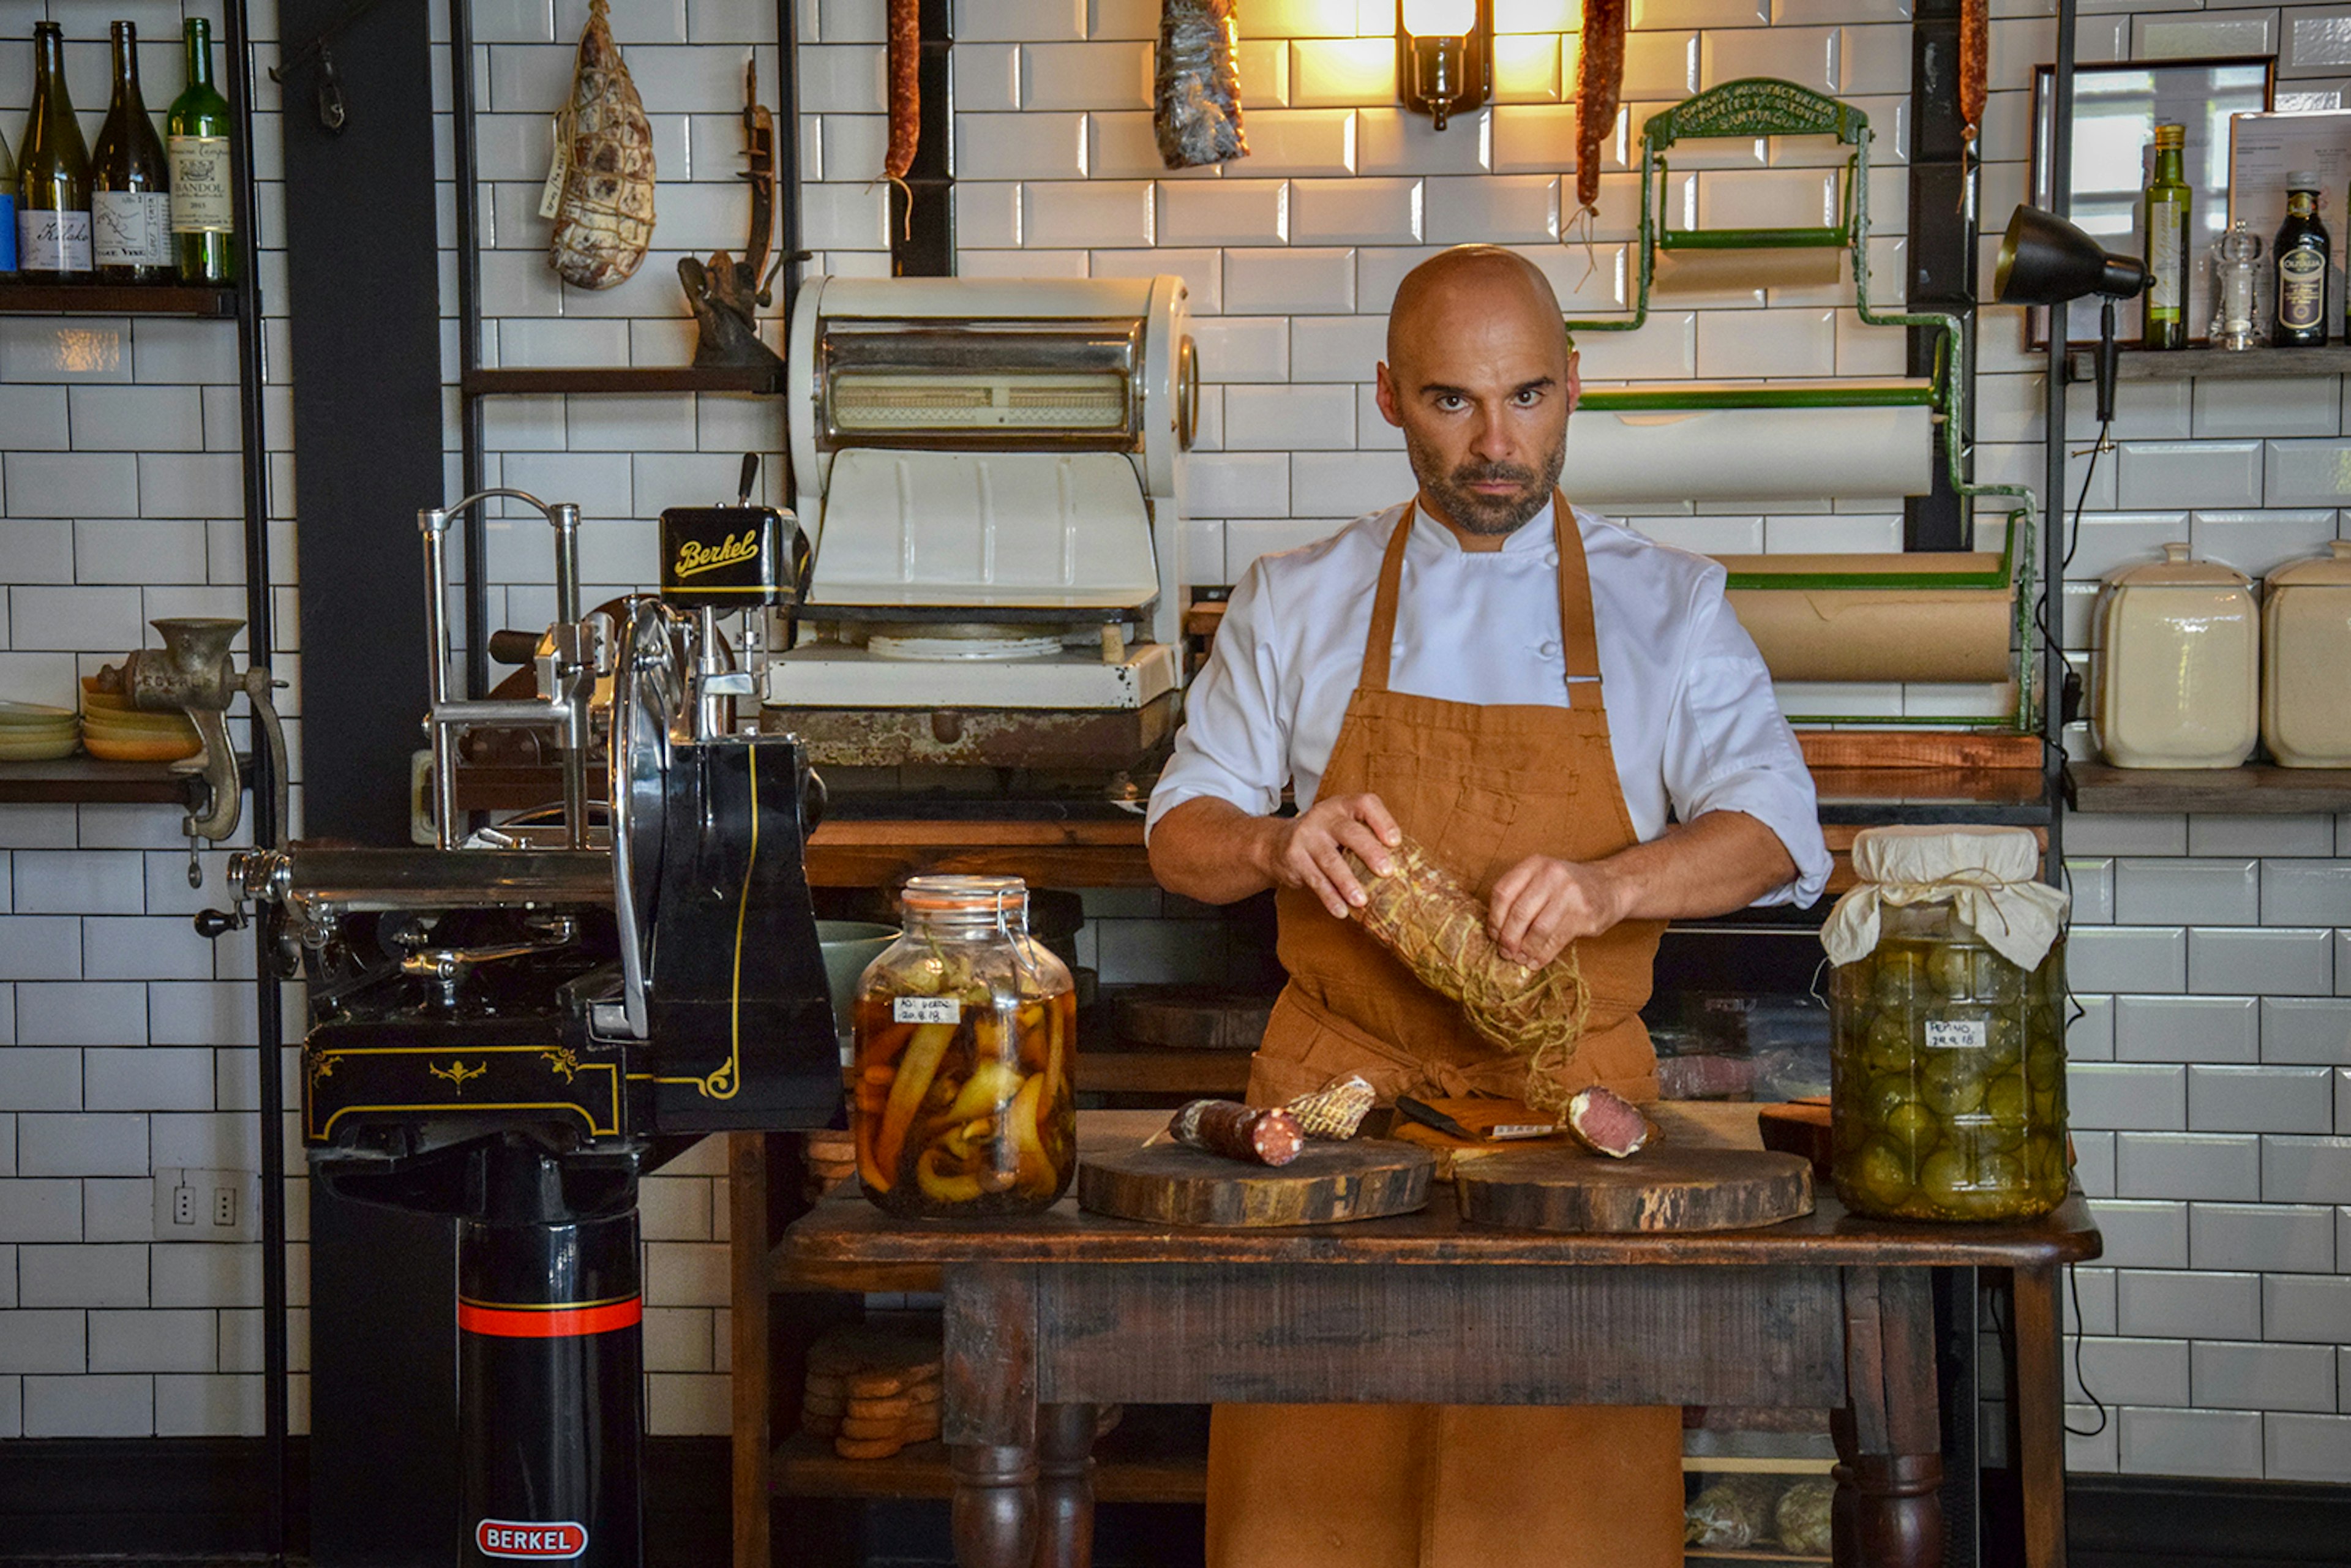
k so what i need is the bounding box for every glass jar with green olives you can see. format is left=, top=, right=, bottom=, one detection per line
left=1828, top=902, right=2069, bottom=1221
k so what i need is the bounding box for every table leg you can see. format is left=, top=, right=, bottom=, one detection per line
left=952, top=1443, right=1040, bottom=1568
left=945, top=1265, right=1041, bottom=1568
left=2010, top=1266, right=2069, bottom=1568
left=1834, top=1267, right=1944, bottom=1568
left=1033, top=1403, right=1097, bottom=1568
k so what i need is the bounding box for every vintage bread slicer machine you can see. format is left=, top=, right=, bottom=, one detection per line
left=771, top=275, right=1198, bottom=773
left=213, top=488, right=836, bottom=1568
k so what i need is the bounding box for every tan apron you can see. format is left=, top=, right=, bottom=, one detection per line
left=1205, top=498, right=1685, bottom=1568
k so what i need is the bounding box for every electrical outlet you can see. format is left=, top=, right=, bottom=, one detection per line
left=152, top=1168, right=258, bottom=1242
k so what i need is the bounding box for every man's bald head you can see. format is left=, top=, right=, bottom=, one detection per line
left=1386, top=246, right=1570, bottom=370
left=1374, top=246, right=1578, bottom=542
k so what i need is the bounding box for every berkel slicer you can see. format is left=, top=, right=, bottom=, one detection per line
left=212, top=489, right=836, bottom=1568
left=770, top=276, right=1198, bottom=771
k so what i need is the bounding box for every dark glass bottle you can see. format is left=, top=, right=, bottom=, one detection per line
left=18, top=21, right=92, bottom=280
left=2273, top=173, right=2330, bottom=347
left=2143, top=124, right=2190, bottom=349
left=0, top=122, right=18, bottom=277
left=167, top=18, right=236, bottom=286
left=92, top=21, right=174, bottom=283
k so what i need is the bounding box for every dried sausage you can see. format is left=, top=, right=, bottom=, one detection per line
left=550, top=0, right=654, bottom=290
left=1959, top=0, right=1987, bottom=143
left=885, top=0, right=920, bottom=181
left=1169, top=1100, right=1305, bottom=1166
left=1575, top=0, right=1627, bottom=219
left=1155, top=0, right=1249, bottom=169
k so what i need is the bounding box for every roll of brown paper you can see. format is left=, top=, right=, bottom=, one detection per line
left=1711, top=551, right=2015, bottom=685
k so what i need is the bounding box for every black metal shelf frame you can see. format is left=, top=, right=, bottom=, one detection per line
left=444, top=0, right=809, bottom=697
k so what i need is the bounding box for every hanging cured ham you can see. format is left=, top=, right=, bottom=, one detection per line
left=550, top=0, right=654, bottom=290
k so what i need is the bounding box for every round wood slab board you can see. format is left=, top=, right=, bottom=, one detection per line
left=1456, top=1144, right=1813, bottom=1233
left=1078, top=1139, right=1435, bottom=1228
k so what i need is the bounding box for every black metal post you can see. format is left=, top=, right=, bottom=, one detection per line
left=776, top=0, right=806, bottom=305
left=2044, top=0, right=2077, bottom=879
left=453, top=0, right=490, bottom=699
left=223, top=1, right=288, bottom=1559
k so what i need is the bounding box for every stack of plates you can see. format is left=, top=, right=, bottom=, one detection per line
left=81, top=680, right=203, bottom=763
left=0, top=700, right=81, bottom=762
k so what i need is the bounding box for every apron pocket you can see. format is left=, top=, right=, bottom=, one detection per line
left=1250, top=986, right=1438, bottom=1107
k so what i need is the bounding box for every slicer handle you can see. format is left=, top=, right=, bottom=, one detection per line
left=487, top=629, right=542, bottom=666
left=737, top=452, right=759, bottom=507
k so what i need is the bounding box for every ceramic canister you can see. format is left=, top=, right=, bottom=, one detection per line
left=2262, top=540, right=2351, bottom=767
left=2096, top=542, right=2258, bottom=769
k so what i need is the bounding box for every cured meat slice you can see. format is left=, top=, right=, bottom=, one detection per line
left=550, top=0, right=654, bottom=290
left=1563, top=1084, right=1655, bottom=1158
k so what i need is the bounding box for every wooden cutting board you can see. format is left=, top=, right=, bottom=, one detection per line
left=1078, top=1138, right=1434, bottom=1228
left=1456, top=1144, right=1813, bottom=1234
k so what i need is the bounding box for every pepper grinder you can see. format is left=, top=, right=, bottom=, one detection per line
left=2210, top=221, right=2263, bottom=349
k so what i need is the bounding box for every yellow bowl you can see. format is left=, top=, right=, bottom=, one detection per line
left=0, top=734, right=82, bottom=762
left=83, top=731, right=203, bottom=763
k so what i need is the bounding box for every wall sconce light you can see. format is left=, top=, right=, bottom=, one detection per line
left=1397, top=0, right=1492, bottom=131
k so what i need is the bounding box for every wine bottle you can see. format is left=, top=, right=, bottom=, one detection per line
left=2273, top=173, right=2330, bottom=347
left=0, top=121, right=18, bottom=278
left=167, top=18, right=236, bottom=286
left=92, top=21, right=174, bottom=283
left=18, top=21, right=93, bottom=281
left=2142, top=124, right=2190, bottom=350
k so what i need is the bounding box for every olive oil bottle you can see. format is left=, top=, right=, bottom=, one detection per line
left=92, top=21, right=174, bottom=283
left=167, top=18, right=236, bottom=286
left=18, top=21, right=93, bottom=280
left=2143, top=124, right=2190, bottom=349
left=2274, top=172, right=2330, bottom=347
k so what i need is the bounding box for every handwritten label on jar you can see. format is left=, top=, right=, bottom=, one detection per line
left=893, top=996, right=961, bottom=1025
left=1924, top=1019, right=1987, bottom=1051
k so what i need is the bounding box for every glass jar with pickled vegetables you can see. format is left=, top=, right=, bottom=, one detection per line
left=1820, top=827, right=2073, bottom=1222
left=852, top=876, right=1077, bottom=1218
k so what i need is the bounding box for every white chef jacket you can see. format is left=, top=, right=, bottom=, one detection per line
left=1147, top=500, right=1833, bottom=908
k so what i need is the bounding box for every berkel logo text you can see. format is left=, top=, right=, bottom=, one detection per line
left=475, top=1520, right=588, bottom=1558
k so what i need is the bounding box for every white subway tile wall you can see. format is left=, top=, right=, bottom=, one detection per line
left=1, top=0, right=2347, bottom=1474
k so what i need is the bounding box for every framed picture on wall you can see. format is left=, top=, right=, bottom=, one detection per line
left=2227, top=109, right=2351, bottom=328
left=2028, top=56, right=2277, bottom=346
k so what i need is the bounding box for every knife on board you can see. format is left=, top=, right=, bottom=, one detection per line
left=1393, top=1095, right=1559, bottom=1142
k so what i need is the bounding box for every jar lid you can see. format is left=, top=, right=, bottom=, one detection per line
left=2266, top=539, right=2351, bottom=587
left=2108, top=541, right=2250, bottom=588
left=900, top=874, right=1029, bottom=916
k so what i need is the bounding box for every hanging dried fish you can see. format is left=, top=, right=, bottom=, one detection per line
left=1155, top=0, right=1248, bottom=170
left=549, top=0, right=654, bottom=290
left=885, top=0, right=920, bottom=181
left=1959, top=0, right=1987, bottom=144
left=1573, top=0, right=1627, bottom=222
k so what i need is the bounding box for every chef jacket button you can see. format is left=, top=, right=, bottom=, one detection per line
left=1540, top=639, right=1561, bottom=658
left=1545, top=550, right=1561, bottom=567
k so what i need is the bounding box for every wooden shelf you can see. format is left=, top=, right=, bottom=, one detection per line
left=0, top=281, right=238, bottom=317
left=0, top=756, right=219, bottom=805
left=1076, top=1047, right=1251, bottom=1097
left=773, top=1408, right=1209, bottom=1504
left=2068, top=760, right=2351, bottom=814
left=462, top=365, right=784, bottom=396
left=2067, top=343, right=2351, bottom=382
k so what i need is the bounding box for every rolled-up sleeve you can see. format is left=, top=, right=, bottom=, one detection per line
left=1146, top=561, right=1292, bottom=840
left=1661, top=572, right=1832, bottom=907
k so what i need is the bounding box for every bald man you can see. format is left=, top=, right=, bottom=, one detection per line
left=1147, top=246, right=1831, bottom=1568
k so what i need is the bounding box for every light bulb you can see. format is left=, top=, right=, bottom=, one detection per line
left=1403, top=0, right=1476, bottom=36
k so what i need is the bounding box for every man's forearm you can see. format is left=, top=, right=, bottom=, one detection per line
left=1595, top=809, right=1799, bottom=923
left=1146, top=796, right=1284, bottom=906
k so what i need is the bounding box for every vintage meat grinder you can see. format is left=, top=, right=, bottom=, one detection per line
left=212, top=488, right=837, bottom=1568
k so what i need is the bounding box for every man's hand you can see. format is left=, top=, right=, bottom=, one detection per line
left=1487, top=855, right=1628, bottom=968
left=1259, top=793, right=1403, bottom=919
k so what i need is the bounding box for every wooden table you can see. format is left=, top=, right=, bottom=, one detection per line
left=781, top=1117, right=2102, bottom=1568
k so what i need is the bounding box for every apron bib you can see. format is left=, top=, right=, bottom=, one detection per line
left=1207, top=497, right=1683, bottom=1568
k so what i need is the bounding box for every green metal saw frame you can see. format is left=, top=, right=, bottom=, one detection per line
left=1562, top=77, right=2042, bottom=732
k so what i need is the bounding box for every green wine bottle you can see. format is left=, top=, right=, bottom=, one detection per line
left=93, top=21, right=174, bottom=283
left=2142, top=124, right=2190, bottom=350
left=0, top=121, right=19, bottom=277
left=167, top=18, right=236, bottom=286
left=18, top=21, right=93, bottom=281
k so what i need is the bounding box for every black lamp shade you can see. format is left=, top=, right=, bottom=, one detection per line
left=1995, top=205, right=2150, bottom=304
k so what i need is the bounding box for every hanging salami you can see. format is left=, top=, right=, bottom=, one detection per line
left=1573, top=0, right=1627, bottom=221
left=885, top=0, right=919, bottom=181
left=1959, top=0, right=1987, bottom=144
left=549, top=0, right=654, bottom=290
left=1155, top=0, right=1248, bottom=170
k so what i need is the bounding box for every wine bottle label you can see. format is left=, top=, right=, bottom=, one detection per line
left=2279, top=246, right=2327, bottom=331
left=94, top=190, right=174, bottom=266
left=168, top=135, right=234, bottom=233
left=17, top=209, right=93, bottom=273
left=2149, top=197, right=2184, bottom=313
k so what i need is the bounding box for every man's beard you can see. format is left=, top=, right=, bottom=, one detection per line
left=1404, top=426, right=1569, bottom=536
